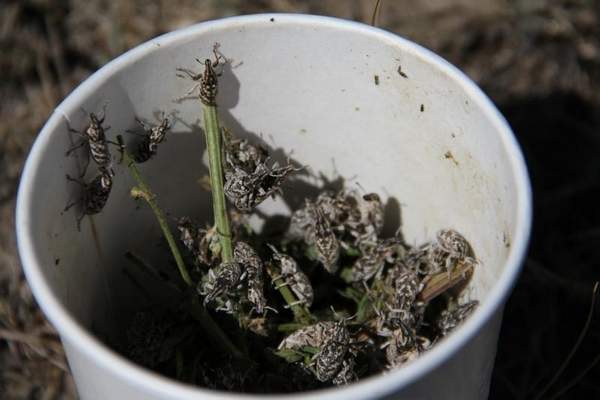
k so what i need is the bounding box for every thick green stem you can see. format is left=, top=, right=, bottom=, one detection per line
left=122, top=146, right=193, bottom=287
left=202, top=105, right=233, bottom=263
left=266, top=264, right=313, bottom=326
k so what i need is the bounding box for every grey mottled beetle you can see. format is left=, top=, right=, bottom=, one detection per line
left=278, top=320, right=355, bottom=384
left=343, top=191, right=384, bottom=243
left=349, top=237, right=405, bottom=282
left=405, top=229, right=476, bottom=276
left=66, top=107, right=116, bottom=177
left=175, top=44, right=223, bottom=106
left=382, top=327, right=433, bottom=369
left=381, top=324, right=417, bottom=368
left=65, top=167, right=113, bottom=230
left=222, top=128, right=268, bottom=173
left=278, top=321, right=338, bottom=350
left=432, top=229, right=476, bottom=274
left=176, top=218, right=220, bottom=267
left=437, top=300, right=478, bottom=336
left=314, top=321, right=351, bottom=382
left=177, top=217, right=198, bottom=257
left=312, top=205, right=340, bottom=274
left=131, top=115, right=171, bottom=163
left=331, top=357, right=357, bottom=385
left=288, top=199, right=319, bottom=243
left=268, top=244, right=313, bottom=308
left=384, top=268, right=422, bottom=331
left=233, top=241, right=267, bottom=314
left=224, top=159, right=295, bottom=212
left=200, top=261, right=243, bottom=306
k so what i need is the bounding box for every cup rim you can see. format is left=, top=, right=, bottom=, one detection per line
left=16, top=13, right=532, bottom=399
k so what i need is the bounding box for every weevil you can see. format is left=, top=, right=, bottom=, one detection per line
left=66, top=106, right=117, bottom=177
left=224, top=159, right=295, bottom=212
left=130, top=114, right=171, bottom=163
left=312, top=205, right=340, bottom=274
left=201, top=261, right=243, bottom=306
left=268, top=244, right=314, bottom=308
left=176, top=44, right=224, bottom=105
left=65, top=167, right=113, bottom=230
left=437, top=300, right=478, bottom=336
left=234, top=241, right=267, bottom=314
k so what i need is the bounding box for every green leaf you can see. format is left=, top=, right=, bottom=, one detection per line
left=343, top=245, right=362, bottom=257
left=273, top=348, right=304, bottom=363
left=340, top=267, right=355, bottom=284
left=300, top=345, right=321, bottom=355
left=305, top=244, right=319, bottom=261
left=338, top=286, right=363, bottom=304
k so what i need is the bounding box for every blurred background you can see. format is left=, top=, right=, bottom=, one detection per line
left=1, top=0, right=599, bottom=398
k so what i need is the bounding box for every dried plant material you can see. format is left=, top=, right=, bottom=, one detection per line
left=234, top=241, right=267, bottom=314
left=177, top=218, right=221, bottom=267
left=269, top=245, right=314, bottom=308
left=177, top=217, right=198, bottom=254
left=437, top=300, right=479, bottom=336
left=417, top=260, right=475, bottom=303
left=246, top=317, right=269, bottom=337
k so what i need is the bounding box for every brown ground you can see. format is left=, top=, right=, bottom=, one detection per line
left=1, top=0, right=600, bottom=398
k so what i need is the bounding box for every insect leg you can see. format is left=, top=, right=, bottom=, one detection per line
left=76, top=211, right=85, bottom=232
left=175, top=68, right=201, bottom=81
left=65, top=174, right=85, bottom=186
left=274, top=282, right=291, bottom=290
left=79, top=151, right=91, bottom=178
left=65, top=140, right=86, bottom=156
left=63, top=201, right=78, bottom=212
left=115, top=135, right=125, bottom=164
left=98, top=103, right=108, bottom=123
left=283, top=299, right=307, bottom=309
left=134, top=117, right=150, bottom=132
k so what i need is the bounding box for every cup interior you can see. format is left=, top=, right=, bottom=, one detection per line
left=18, top=14, right=530, bottom=396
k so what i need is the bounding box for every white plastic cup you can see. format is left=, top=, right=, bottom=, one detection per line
left=17, top=14, right=531, bottom=400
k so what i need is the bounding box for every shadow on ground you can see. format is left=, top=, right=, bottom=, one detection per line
left=490, top=91, right=600, bottom=399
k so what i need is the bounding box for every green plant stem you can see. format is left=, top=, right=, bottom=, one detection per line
left=120, top=140, right=245, bottom=359
left=189, top=295, right=245, bottom=359
left=202, top=105, right=233, bottom=263
left=266, top=264, right=313, bottom=326
left=121, top=146, right=192, bottom=287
